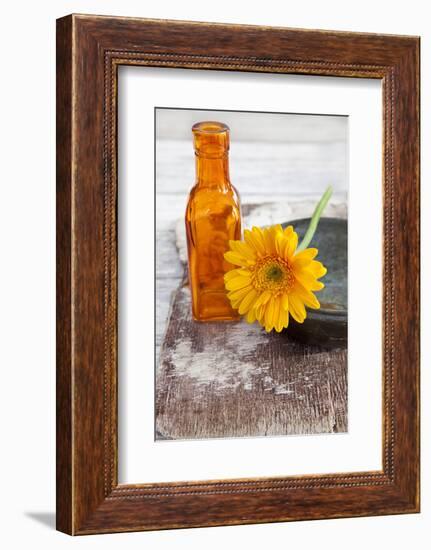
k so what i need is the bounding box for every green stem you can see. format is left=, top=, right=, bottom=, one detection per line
left=296, top=186, right=333, bottom=252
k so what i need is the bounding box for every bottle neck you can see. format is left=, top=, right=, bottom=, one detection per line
left=195, top=153, right=230, bottom=189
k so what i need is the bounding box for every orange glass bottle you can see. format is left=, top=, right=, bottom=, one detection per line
left=185, top=121, right=242, bottom=321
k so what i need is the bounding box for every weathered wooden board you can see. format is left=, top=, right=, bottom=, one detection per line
left=156, top=284, right=347, bottom=440
left=156, top=139, right=348, bottom=198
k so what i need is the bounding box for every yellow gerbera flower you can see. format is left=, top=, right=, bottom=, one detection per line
left=223, top=224, right=327, bottom=333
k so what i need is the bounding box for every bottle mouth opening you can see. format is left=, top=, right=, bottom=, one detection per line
left=192, top=121, right=230, bottom=134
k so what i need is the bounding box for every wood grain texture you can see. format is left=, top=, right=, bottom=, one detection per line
left=56, top=14, right=420, bottom=535
left=156, top=284, right=347, bottom=440
left=56, top=16, right=73, bottom=535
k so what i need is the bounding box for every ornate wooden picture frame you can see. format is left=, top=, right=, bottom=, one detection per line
left=56, top=14, right=420, bottom=535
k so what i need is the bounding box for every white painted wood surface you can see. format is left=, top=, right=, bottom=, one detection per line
left=156, top=285, right=348, bottom=440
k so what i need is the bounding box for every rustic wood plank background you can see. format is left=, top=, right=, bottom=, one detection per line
left=156, top=284, right=347, bottom=439
left=155, top=111, right=348, bottom=440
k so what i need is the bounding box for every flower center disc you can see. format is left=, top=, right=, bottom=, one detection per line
left=252, top=256, right=295, bottom=295
left=266, top=265, right=284, bottom=282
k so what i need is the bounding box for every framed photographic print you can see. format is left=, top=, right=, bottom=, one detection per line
left=56, top=14, right=420, bottom=534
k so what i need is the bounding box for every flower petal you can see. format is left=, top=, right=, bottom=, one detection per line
left=224, top=268, right=250, bottom=282
left=293, top=248, right=318, bottom=263
left=275, top=232, right=287, bottom=258
left=270, top=224, right=284, bottom=237
left=284, top=231, right=298, bottom=259
left=252, top=226, right=267, bottom=250
left=238, top=289, right=258, bottom=315
left=279, top=304, right=289, bottom=330
left=281, top=293, right=289, bottom=311
left=224, top=269, right=239, bottom=282
left=273, top=297, right=283, bottom=332
left=245, top=307, right=257, bottom=324
left=230, top=240, right=256, bottom=262
left=244, top=229, right=265, bottom=256
left=225, top=276, right=252, bottom=291
left=264, top=297, right=276, bottom=331
left=288, top=294, right=306, bottom=323
left=255, top=304, right=265, bottom=322
left=293, top=258, right=314, bottom=271
left=253, top=289, right=272, bottom=309
left=284, top=225, right=294, bottom=237
left=224, top=251, right=248, bottom=267
left=262, top=227, right=276, bottom=255
left=227, top=285, right=253, bottom=302
left=306, top=260, right=327, bottom=279
left=294, top=269, right=325, bottom=291
left=294, top=281, right=320, bottom=309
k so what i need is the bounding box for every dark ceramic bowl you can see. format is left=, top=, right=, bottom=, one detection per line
left=282, top=217, right=347, bottom=349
